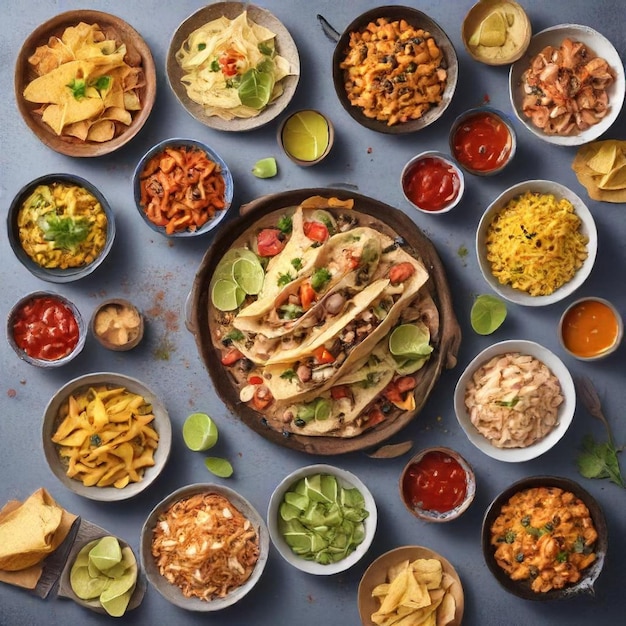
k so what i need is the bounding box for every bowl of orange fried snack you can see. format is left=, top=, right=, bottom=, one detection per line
left=42, top=372, right=172, bottom=501
left=15, top=10, right=156, bottom=157
left=133, top=138, right=234, bottom=237
left=140, top=483, right=269, bottom=611
left=332, top=6, right=458, bottom=134
left=358, top=545, right=464, bottom=626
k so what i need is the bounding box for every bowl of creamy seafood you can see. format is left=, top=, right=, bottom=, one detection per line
left=453, top=340, right=576, bottom=462
left=482, top=476, right=607, bottom=600
left=7, top=173, right=115, bottom=283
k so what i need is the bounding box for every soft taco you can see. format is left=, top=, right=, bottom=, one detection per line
left=209, top=196, right=436, bottom=439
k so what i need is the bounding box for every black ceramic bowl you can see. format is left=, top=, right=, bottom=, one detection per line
left=482, top=476, right=607, bottom=601
left=332, top=5, right=458, bottom=134
left=7, top=173, right=116, bottom=283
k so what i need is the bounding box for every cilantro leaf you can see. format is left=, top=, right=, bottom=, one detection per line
left=577, top=434, right=625, bottom=488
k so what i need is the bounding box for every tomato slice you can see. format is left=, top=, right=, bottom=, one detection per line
left=299, top=281, right=316, bottom=310
left=313, top=346, right=335, bottom=364
left=257, top=228, right=286, bottom=257
left=303, top=221, right=329, bottom=243
left=221, top=348, right=244, bottom=366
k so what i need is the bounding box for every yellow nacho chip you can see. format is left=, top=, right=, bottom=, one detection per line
left=586, top=142, right=618, bottom=174
left=598, top=159, right=626, bottom=189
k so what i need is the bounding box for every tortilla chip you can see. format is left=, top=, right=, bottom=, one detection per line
left=378, top=568, right=410, bottom=614
left=64, top=120, right=91, bottom=140
left=23, top=60, right=92, bottom=104
left=599, top=161, right=626, bottom=189
left=436, top=593, right=456, bottom=626
left=412, top=559, right=443, bottom=590
left=87, top=119, right=116, bottom=142
left=0, top=489, right=63, bottom=571
left=586, top=142, right=617, bottom=174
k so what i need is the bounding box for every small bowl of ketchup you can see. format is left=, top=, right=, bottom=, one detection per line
left=559, top=296, right=623, bottom=361
left=7, top=291, right=86, bottom=367
left=450, top=107, right=516, bottom=176
left=399, top=446, right=476, bottom=523
left=401, top=151, right=464, bottom=215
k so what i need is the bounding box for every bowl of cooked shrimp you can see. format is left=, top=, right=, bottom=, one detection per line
left=132, top=138, right=233, bottom=237
left=453, top=340, right=576, bottom=463
left=509, top=24, right=625, bottom=146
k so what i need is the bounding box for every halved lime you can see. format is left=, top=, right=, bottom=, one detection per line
left=232, top=257, right=265, bottom=295
left=471, top=294, right=507, bottom=335
left=389, top=324, right=430, bottom=357
left=211, top=279, right=246, bottom=311
left=252, top=157, right=278, bottom=179
left=281, top=111, right=329, bottom=162
left=183, top=412, right=218, bottom=451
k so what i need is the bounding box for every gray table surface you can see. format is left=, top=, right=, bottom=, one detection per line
left=1, top=1, right=625, bottom=625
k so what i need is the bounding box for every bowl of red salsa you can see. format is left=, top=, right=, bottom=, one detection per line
left=399, top=447, right=476, bottom=522
left=7, top=291, right=86, bottom=367
left=401, top=151, right=464, bottom=214
left=450, top=107, right=516, bottom=176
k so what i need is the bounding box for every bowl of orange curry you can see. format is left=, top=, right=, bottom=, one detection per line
left=132, top=138, right=233, bottom=237
left=482, top=475, right=607, bottom=600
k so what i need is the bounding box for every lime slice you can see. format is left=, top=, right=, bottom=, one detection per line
left=471, top=294, right=507, bottom=335
left=183, top=412, right=218, bottom=451
left=88, top=536, right=122, bottom=572
left=389, top=324, right=431, bottom=357
left=281, top=111, right=329, bottom=162
left=211, top=279, right=246, bottom=311
left=232, top=257, right=265, bottom=295
left=213, top=248, right=260, bottom=283
left=100, top=589, right=134, bottom=618
left=252, top=157, right=278, bottom=179
left=204, top=457, right=234, bottom=477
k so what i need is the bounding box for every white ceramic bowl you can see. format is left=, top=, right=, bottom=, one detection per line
left=453, top=340, right=576, bottom=462
left=476, top=180, right=597, bottom=306
left=42, top=373, right=172, bottom=500
left=509, top=24, right=625, bottom=146
left=267, top=464, right=377, bottom=575
left=140, top=483, right=269, bottom=611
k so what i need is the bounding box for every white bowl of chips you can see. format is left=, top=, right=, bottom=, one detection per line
left=453, top=340, right=576, bottom=463
left=509, top=24, right=625, bottom=146
left=267, top=464, right=377, bottom=575
left=357, top=545, right=464, bottom=626
left=42, top=372, right=172, bottom=501
left=476, top=180, right=597, bottom=306
left=140, top=483, right=269, bottom=611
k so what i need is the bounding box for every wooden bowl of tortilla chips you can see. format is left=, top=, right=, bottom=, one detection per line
left=15, top=10, right=156, bottom=157
left=357, top=545, right=464, bottom=626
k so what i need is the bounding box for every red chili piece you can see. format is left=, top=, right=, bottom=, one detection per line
left=256, top=228, right=286, bottom=257
left=452, top=112, right=512, bottom=172
left=12, top=296, right=79, bottom=361
left=403, top=157, right=460, bottom=212
left=402, top=450, right=467, bottom=513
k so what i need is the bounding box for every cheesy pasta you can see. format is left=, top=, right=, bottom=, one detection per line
left=339, top=18, right=447, bottom=126
left=485, top=192, right=588, bottom=296
left=490, top=486, right=598, bottom=593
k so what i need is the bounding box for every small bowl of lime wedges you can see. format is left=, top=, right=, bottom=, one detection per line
left=277, top=110, right=335, bottom=166
left=267, top=464, right=377, bottom=575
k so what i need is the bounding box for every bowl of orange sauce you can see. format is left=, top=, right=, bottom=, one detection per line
left=401, top=151, right=464, bottom=214
left=450, top=107, right=516, bottom=175
left=399, top=447, right=476, bottom=522
left=559, top=297, right=623, bottom=360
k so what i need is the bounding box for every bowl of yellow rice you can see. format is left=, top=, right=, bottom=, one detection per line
left=476, top=180, right=597, bottom=306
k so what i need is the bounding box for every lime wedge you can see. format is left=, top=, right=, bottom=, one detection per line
left=281, top=111, right=329, bottom=162
left=389, top=323, right=431, bottom=357
left=211, top=279, right=246, bottom=311
left=88, top=536, right=122, bottom=573
left=232, top=257, right=265, bottom=295
left=183, top=412, right=218, bottom=451
left=204, top=457, right=234, bottom=477
left=213, top=248, right=261, bottom=283
left=471, top=294, right=507, bottom=335
left=479, top=11, right=507, bottom=47
left=252, top=157, right=278, bottom=179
